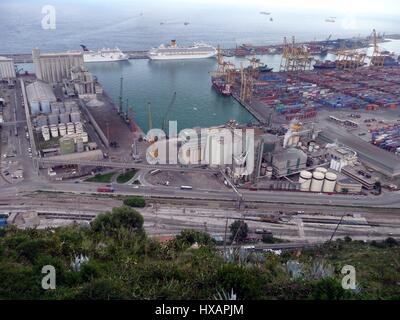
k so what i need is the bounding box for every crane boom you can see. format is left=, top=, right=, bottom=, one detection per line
left=162, top=91, right=177, bottom=133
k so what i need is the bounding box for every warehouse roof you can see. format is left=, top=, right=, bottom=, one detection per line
left=26, top=80, right=57, bottom=103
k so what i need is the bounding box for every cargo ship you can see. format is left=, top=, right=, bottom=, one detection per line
left=148, top=40, right=217, bottom=60
left=313, top=60, right=337, bottom=70
left=212, top=78, right=232, bottom=96
left=80, top=45, right=129, bottom=63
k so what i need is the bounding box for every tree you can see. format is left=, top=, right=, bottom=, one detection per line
left=91, top=206, right=144, bottom=236
left=175, top=230, right=215, bottom=247
left=123, top=196, right=146, bottom=208
left=229, top=220, right=248, bottom=243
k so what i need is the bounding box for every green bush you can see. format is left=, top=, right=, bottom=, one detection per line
left=123, top=196, right=146, bottom=208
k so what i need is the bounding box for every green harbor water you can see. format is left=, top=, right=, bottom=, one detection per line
left=86, top=58, right=256, bottom=133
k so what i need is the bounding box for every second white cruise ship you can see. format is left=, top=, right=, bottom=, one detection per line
left=148, top=40, right=217, bottom=60
left=80, top=45, right=129, bottom=63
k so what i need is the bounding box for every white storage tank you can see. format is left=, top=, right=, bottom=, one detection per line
left=81, top=132, right=88, bottom=143
left=75, top=122, right=83, bottom=134
left=67, top=122, right=75, bottom=135
left=310, top=171, right=325, bottom=192
left=50, top=125, right=59, bottom=138
left=323, top=172, right=337, bottom=193
left=315, top=167, right=328, bottom=175
left=58, top=123, right=66, bottom=136
left=42, top=125, right=50, bottom=141
left=299, top=170, right=312, bottom=192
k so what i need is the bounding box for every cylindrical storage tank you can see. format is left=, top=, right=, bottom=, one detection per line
left=67, top=122, right=75, bottom=135
left=266, top=166, right=273, bottom=178
left=48, top=114, right=59, bottom=126
left=310, top=171, right=324, bottom=192
left=58, top=123, right=66, bottom=136
left=81, top=132, right=89, bottom=143
left=75, top=122, right=83, bottom=134
left=59, top=113, right=70, bottom=124
left=323, top=172, right=337, bottom=193
left=70, top=112, right=81, bottom=123
left=315, top=167, right=328, bottom=175
left=260, top=163, right=267, bottom=176
left=299, top=170, right=312, bottom=192
left=50, top=125, right=59, bottom=138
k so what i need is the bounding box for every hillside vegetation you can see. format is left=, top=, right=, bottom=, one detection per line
left=0, top=206, right=399, bottom=300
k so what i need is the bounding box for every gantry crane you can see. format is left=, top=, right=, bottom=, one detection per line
left=239, top=63, right=253, bottom=103
left=210, top=45, right=237, bottom=84
left=280, top=36, right=312, bottom=72
left=370, top=29, right=386, bottom=67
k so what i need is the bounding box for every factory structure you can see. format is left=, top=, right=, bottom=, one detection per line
left=24, top=49, right=105, bottom=162
left=0, top=56, right=16, bottom=79
left=32, top=48, right=84, bottom=84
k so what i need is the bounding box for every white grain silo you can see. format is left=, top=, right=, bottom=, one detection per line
left=70, top=112, right=81, bottom=123
left=67, top=122, right=75, bottom=135
left=81, top=132, right=88, bottom=143
left=315, top=167, right=328, bottom=175
left=59, top=113, right=70, bottom=124
left=74, top=122, right=83, bottom=134
left=58, top=123, right=66, bottom=136
left=299, top=170, right=313, bottom=192
left=42, top=126, right=50, bottom=141
left=310, top=171, right=325, bottom=192
left=50, top=125, right=59, bottom=138
left=323, top=172, right=337, bottom=193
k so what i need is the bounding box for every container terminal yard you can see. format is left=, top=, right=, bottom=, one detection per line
left=1, top=31, right=400, bottom=245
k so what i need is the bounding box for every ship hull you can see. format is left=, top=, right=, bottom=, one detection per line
left=148, top=52, right=217, bottom=60
left=84, top=56, right=129, bottom=63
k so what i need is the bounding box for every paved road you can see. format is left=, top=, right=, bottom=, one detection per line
left=5, top=179, right=400, bottom=210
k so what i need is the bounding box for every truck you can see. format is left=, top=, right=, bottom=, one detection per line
left=97, top=187, right=114, bottom=193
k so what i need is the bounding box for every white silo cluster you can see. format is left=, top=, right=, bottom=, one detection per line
left=75, top=122, right=83, bottom=134
left=42, top=125, right=50, bottom=141
left=299, top=167, right=338, bottom=193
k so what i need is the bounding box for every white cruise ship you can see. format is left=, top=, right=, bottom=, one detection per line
left=148, top=40, right=217, bottom=60
left=81, top=45, right=129, bottom=63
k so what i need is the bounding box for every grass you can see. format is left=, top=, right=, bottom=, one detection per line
left=86, top=172, right=115, bottom=183
left=116, top=169, right=137, bottom=184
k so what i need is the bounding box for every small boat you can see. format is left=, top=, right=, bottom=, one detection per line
left=260, top=11, right=271, bottom=15
left=270, top=17, right=273, bottom=22
left=184, top=22, right=189, bottom=26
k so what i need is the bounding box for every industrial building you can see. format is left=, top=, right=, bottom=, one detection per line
left=0, top=56, right=16, bottom=79
left=70, top=66, right=97, bottom=98
left=325, top=144, right=358, bottom=172
left=335, top=175, right=363, bottom=194
left=26, top=80, right=57, bottom=115
left=271, top=148, right=308, bottom=177
left=32, top=48, right=84, bottom=84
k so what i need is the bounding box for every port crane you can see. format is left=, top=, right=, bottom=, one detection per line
left=161, top=91, right=177, bottom=135
left=370, top=29, right=386, bottom=67
left=280, top=36, right=312, bottom=72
